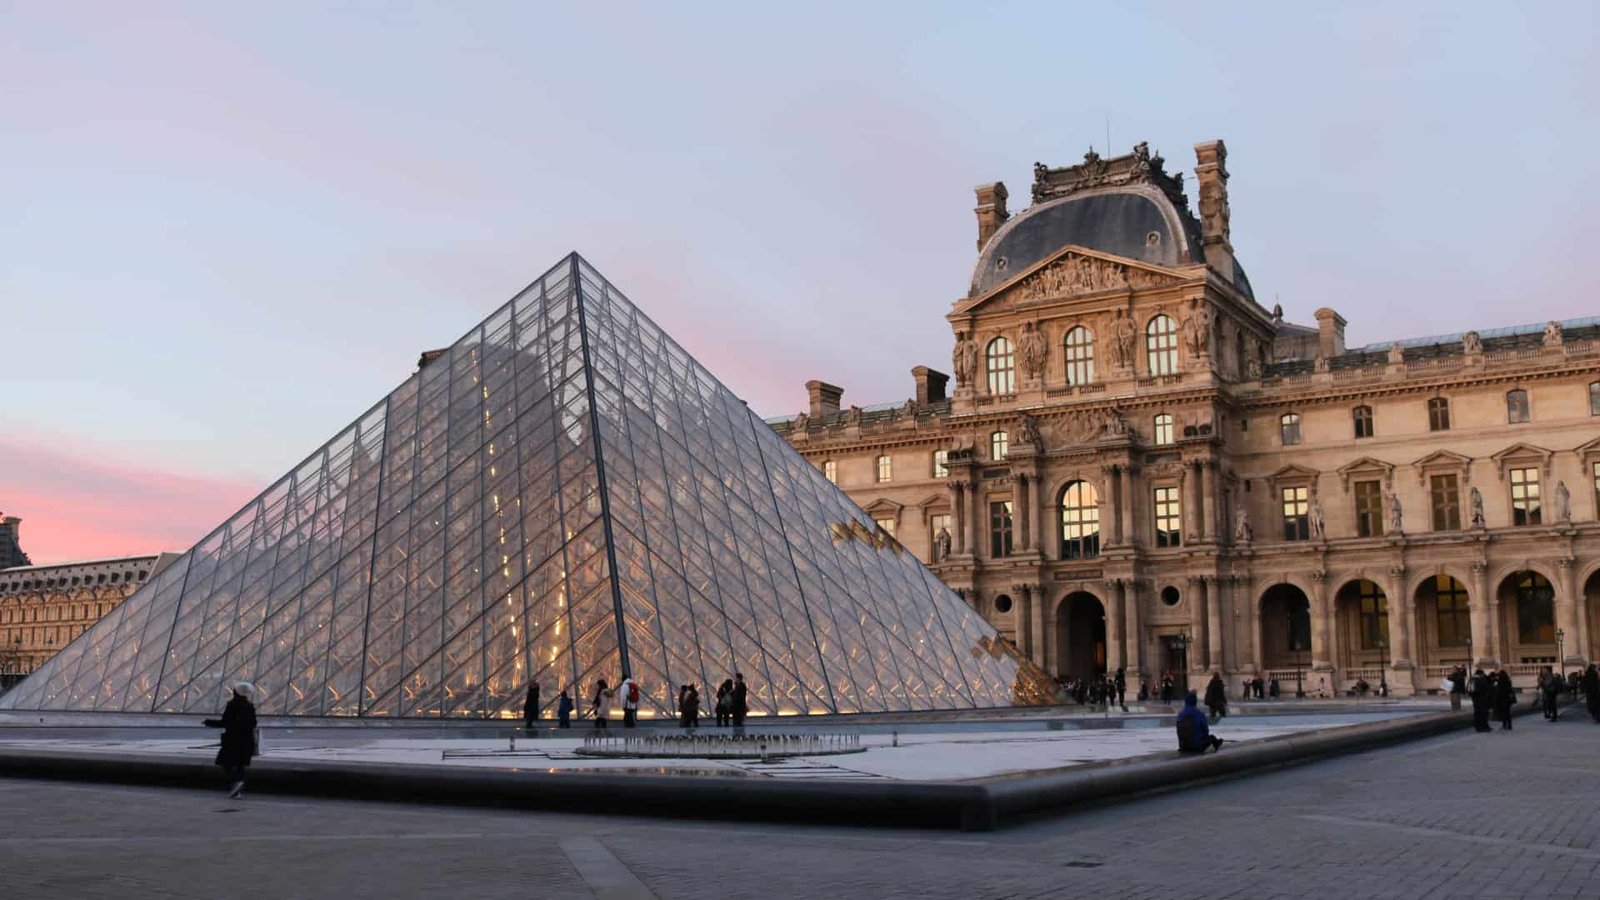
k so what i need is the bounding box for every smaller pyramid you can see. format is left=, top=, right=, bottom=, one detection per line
left=1, top=255, right=1021, bottom=718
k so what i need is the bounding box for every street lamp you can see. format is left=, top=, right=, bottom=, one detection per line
left=1377, top=634, right=1389, bottom=698
left=1294, top=640, right=1306, bottom=699
left=1556, top=628, right=1566, bottom=677
left=1173, top=631, right=1191, bottom=695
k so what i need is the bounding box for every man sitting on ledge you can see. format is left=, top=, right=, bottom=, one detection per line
left=1177, top=690, right=1225, bottom=753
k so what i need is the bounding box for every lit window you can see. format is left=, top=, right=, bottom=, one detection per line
left=986, top=337, right=1015, bottom=395
left=1592, top=460, right=1600, bottom=519
left=1154, top=486, right=1181, bottom=547
left=1146, top=315, right=1179, bottom=376
left=876, top=455, right=892, bottom=483
left=1428, top=397, right=1451, bottom=431
left=1429, top=474, right=1461, bottom=531
left=1510, top=466, right=1541, bottom=525
left=823, top=460, right=837, bottom=484
left=873, top=517, right=897, bottom=538
left=932, top=449, right=949, bottom=479
left=1152, top=413, right=1173, bottom=446
left=1281, top=486, right=1309, bottom=540
left=989, top=501, right=1014, bottom=558
left=1280, top=413, right=1301, bottom=446
left=990, top=431, right=1008, bottom=460
left=1354, top=480, right=1384, bottom=537
left=1506, top=389, right=1530, bottom=424
left=1059, top=481, right=1101, bottom=560
left=1063, top=326, right=1096, bottom=386
left=1352, top=405, right=1373, bottom=439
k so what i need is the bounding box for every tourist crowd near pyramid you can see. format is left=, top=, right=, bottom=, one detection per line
left=0, top=256, right=1021, bottom=718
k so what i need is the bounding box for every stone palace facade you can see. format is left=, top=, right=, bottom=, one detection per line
left=771, top=140, right=1600, bottom=696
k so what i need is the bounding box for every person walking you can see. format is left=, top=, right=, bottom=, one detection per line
left=1113, top=667, right=1127, bottom=712
left=1448, top=666, right=1466, bottom=712
left=1160, top=673, right=1175, bottom=705
left=1583, top=664, right=1600, bottom=724
left=523, top=681, right=541, bottom=730
left=731, top=672, right=749, bottom=729
left=1204, top=672, right=1228, bottom=722
left=591, top=679, right=614, bottom=729
left=1493, top=670, right=1516, bottom=731
left=1175, top=690, right=1224, bottom=753
left=715, top=679, right=733, bottom=727
left=619, top=673, right=639, bottom=728
left=203, top=681, right=258, bottom=799
left=1468, top=668, right=1493, bottom=733
left=556, top=689, right=574, bottom=728
left=1539, top=666, right=1562, bottom=722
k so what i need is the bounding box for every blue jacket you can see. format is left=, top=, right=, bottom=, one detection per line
left=1175, top=691, right=1211, bottom=751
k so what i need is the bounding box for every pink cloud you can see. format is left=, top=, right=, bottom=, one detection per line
left=0, top=437, right=258, bottom=566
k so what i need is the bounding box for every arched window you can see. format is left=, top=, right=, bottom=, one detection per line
left=990, top=430, right=1009, bottom=460
left=1146, top=315, right=1179, bottom=375
left=1063, top=326, right=1096, bottom=386
left=1279, top=412, right=1301, bottom=446
left=1059, top=481, right=1101, bottom=560
left=1152, top=413, right=1174, bottom=446
left=986, top=337, right=1015, bottom=395
left=1506, top=389, right=1530, bottom=424
left=1352, top=405, right=1373, bottom=439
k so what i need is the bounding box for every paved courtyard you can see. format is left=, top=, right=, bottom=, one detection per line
left=2, top=713, right=1597, bottom=899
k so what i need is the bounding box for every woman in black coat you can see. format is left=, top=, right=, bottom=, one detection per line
left=1583, top=664, right=1600, bottom=723
left=1492, top=671, right=1516, bottom=731
left=204, top=682, right=258, bottom=798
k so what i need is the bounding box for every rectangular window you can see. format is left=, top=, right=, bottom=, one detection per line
left=1428, top=397, right=1451, bottom=431
left=932, top=449, right=949, bottom=479
left=1281, top=486, right=1309, bottom=541
left=873, top=517, right=897, bottom=538
left=1354, top=480, right=1385, bottom=537
left=1590, top=382, right=1600, bottom=416
left=1593, top=461, right=1600, bottom=520
left=929, top=513, right=951, bottom=548
left=1153, top=414, right=1173, bottom=446
left=1510, top=466, right=1541, bottom=525
left=1433, top=577, right=1470, bottom=647
left=823, top=460, right=837, bottom=484
left=876, top=455, right=892, bottom=483
left=989, top=501, right=1013, bottom=558
left=1506, top=390, right=1530, bottom=424
left=1154, top=486, right=1182, bottom=548
left=1429, top=474, right=1461, bottom=531
left=1358, top=585, right=1389, bottom=651
left=1352, top=406, right=1374, bottom=439
left=1280, top=413, right=1301, bottom=446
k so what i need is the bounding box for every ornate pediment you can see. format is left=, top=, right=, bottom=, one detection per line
left=953, top=246, right=1188, bottom=316
left=1490, top=443, right=1553, bottom=480
left=1337, top=456, right=1395, bottom=490
left=1412, top=450, right=1473, bottom=486
left=1267, top=464, right=1320, bottom=491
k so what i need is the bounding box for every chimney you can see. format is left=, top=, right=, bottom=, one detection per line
left=1313, top=308, right=1347, bottom=359
left=806, top=380, right=843, bottom=418
left=974, top=182, right=1009, bottom=251
left=1193, top=141, right=1234, bottom=278
left=911, top=366, right=949, bottom=406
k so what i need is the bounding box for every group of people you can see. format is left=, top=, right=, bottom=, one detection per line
left=1058, top=667, right=1129, bottom=711
left=1453, top=663, right=1600, bottom=731
left=516, top=672, right=752, bottom=730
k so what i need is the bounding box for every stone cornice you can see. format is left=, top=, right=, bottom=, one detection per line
left=1238, top=355, right=1600, bottom=409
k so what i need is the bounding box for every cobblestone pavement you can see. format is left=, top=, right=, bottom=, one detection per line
left=2, top=714, right=1597, bottom=899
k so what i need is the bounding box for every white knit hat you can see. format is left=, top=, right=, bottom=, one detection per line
left=232, top=681, right=256, bottom=699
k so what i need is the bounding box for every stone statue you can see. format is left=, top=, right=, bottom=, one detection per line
left=1234, top=507, right=1253, bottom=543
left=1462, top=330, right=1482, bottom=355
left=843, top=405, right=862, bottom=426
left=1387, top=343, right=1405, bottom=365
left=1469, top=486, right=1486, bottom=528
left=1245, top=354, right=1263, bottom=379
left=1018, top=322, right=1046, bottom=380
left=1309, top=499, right=1326, bottom=541
left=1182, top=299, right=1213, bottom=357
left=1019, top=414, right=1041, bottom=447
left=792, top=411, right=809, bottom=431
left=952, top=334, right=978, bottom=386
left=934, top=526, right=952, bottom=561
left=1104, top=408, right=1129, bottom=437
left=1385, top=492, right=1404, bottom=534
left=1112, top=310, right=1136, bottom=370
left=1543, top=320, right=1564, bottom=348
left=1555, top=480, right=1572, bottom=522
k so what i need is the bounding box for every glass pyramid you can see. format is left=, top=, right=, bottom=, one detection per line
left=0, top=255, right=1020, bottom=718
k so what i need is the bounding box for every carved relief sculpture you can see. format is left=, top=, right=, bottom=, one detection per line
left=1543, top=321, right=1564, bottom=348
left=1387, top=343, right=1405, bottom=365
left=843, top=405, right=862, bottom=426
left=792, top=411, right=808, bottom=431
left=953, top=333, right=978, bottom=386
left=1017, top=322, right=1046, bottom=381
left=1019, top=413, right=1041, bottom=447
left=1469, top=486, right=1486, bottom=528
left=1181, top=299, right=1213, bottom=358
left=1462, top=330, right=1482, bottom=354
left=1112, top=309, right=1136, bottom=370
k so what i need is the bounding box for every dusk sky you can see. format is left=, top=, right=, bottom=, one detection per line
left=4, top=2, right=1597, bottom=564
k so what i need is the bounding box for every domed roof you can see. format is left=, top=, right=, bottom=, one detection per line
left=970, top=184, right=1203, bottom=295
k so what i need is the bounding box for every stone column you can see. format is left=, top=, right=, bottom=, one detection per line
left=1030, top=585, right=1049, bottom=672
left=1470, top=561, right=1495, bottom=668
left=1310, top=571, right=1334, bottom=672
left=1557, top=558, right=1585, bottom=666
left=1015, top=589, right=1034, bottom=660
left=1031, top=474, right=1045, bottom=553
left=1386, top=565, right=1415, bottom=693
left=1102, top=465, right=1122, bottom=545
left=1178, top=464, right=1193, bottom=543
left=1120, top=465, right=1136, bottom=548
left=1207, top=575, right=1226, bottom=674
left=1104, top=582, right=1124, bottom=674
left=968, top=479, right=984, bottom=559
left=1122, top=578, right=1143, bottom=684
left=1201, top=460, right=1216, bottom=543
left=1016, top=474, right=1032, bottom=553
left=951, top=483, right=967, bottom=555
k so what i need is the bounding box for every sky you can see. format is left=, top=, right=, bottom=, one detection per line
left=3, top=1, right=1597, bottom=564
